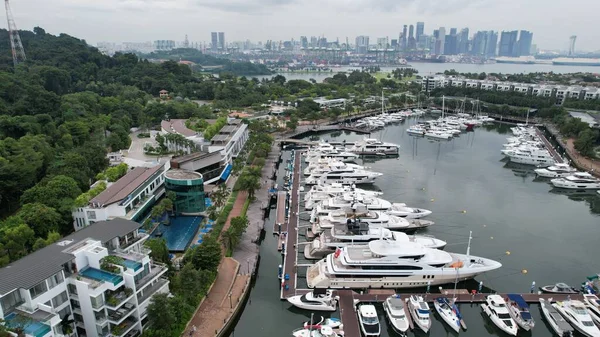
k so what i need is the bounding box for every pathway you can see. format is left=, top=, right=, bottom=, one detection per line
left=545, top=123, right=600, bottom=177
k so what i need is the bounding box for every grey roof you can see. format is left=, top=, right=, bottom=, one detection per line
left=0, top=219, right=142, bottom=296
left=211, top=134, right=230, bottom=142
left=90, top=165, right=164, bottom=207
left=160, top=119, right=197, bottom=137
left=220, top=125, right=237, bottom=134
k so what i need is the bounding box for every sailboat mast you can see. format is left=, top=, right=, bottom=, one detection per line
left=442, top=95, right=445, bottom=119
left=466, top=230, right=472, bottom=260
left=381, top=90, right=384, bottom=115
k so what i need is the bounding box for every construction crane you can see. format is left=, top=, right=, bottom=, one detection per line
left=5, top=0, right=26, bottom=67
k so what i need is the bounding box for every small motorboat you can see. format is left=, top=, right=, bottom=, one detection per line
left=506, top=294, right=535, bottom=331
left=481, top=295, right=518, bottom=336
left=583, top=294, right=600, bottom=325
left=541, top=283, right=579, bottom=294
left=386, top=203, right=432, bottom=219
left=433, top=297, right=461, bottom=333
left=292, top=326, right=338, bottom=337
left=303, top=316, right=341, bottom=329
left=553, top=299, right=600, bottom=337
left=382, top=295, right=409, bottom=335
left=539, top=298, right=574, bottom=337
left=287, top=290, right=339, bottom=311
left=408, top=295, right=432, bottom=333
left=358, top=304, right=381, bottom=336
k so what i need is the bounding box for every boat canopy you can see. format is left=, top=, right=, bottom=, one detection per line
left=507, top=294, right=529, bottom=308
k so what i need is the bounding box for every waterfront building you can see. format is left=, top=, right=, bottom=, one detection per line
left=458, top=28, right=469, bottom=54
left=164, top=169, right=206, bottom=214
left=517, top=30, right=533, bottom=56
left=401, top=25, right=408, bottom=50
left=435, top=27, right=446, bottom=55
left=355, top=36, right=369, bottom=54
left=211, top=32, right=218, bottom=51
left=218, top=32, right=225, bottom=50
left=300, top=36, right=308, bottom=49
left=444, top=34, right=458, bottom=55
left=0, top=219, right=169, bottom=337
left=416, top=22, right=425, bottom=45
left=485, top=31, right=498, bottom=57
left=499, top=30, right=518, bottom=57
left=408, top=25, right=416, bottom=49
left=72, top=164, right=167, bottom=230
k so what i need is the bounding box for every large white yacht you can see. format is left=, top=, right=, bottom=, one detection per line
left=481, top=295, right=518, bottom=336
left=554, top=300, right=600, bottom=337
left=305, top=143, right=360, bottom=163
left=348, top=137, right=400, bottom=155
left=303, top=160, right=366, bottom=177
left=306, top=238, right=502, bottom=289
left=304, top=225, right=446, bottom=259
left=507, top=148, right=555, bottom=166
left=535, top=163, right=578, bottom=178
left=387, top=203, right=432, bottom=219
left=318, top=194, right=392, bottom=211
left=286, top=290, right=338, bottom=312
left=551, top=172, right=600, bottom=190
left=305, top=168, right=383, bottom=185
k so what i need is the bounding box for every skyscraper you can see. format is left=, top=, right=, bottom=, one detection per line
left=486, top=31, right=498, bottom=57
left=300, top=36, right=308, bottom=49
left=449, top=28, right=457, bottom=36
left=517, top=30, right=533, bottom=56
left=401, top=25, right=408, bottom=50
left=444, top=34, right=458, bottom=55
left=435, top=27, right=446, bottom=55
left=218, top=32, right=225, bottom=50
left=416, top=22, right=425, bottom=43
left=355, top=35, right=369, bottom=54
left=498, top=30, right=518, bottom=57
left=408, top=25, right=416, bottom=49
left=458, top=28, right=469, bottom=54
left=211, top=32, right=218, bottom=51
left=471, top=31, right=487, bottom=56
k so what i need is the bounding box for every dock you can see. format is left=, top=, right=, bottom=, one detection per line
left=274, top=191, right=287, bottom=234
left=280, top=152, right=302, bottom=299
left=338, top=290, right=361, bottom=337
left=536, top=127, right=564, bottom=163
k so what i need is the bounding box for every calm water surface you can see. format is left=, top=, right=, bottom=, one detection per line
left=229, top=120, right=600, bottom=337
left=253, top=63, right=600, bottom=83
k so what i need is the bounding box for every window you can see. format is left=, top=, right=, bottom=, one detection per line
left=58, top=306, right=72, bottom=320
left=0, top=290, right=24, bottom=313
left=86, top=211, right=96, bottom=220
left=91, top=295, right=104, bottom=309
left=68, top=284, right=78, bottom=296
left=29, top=281, right=48, bottom=299
left=51, top=291, right=69, bottom=308
left=47, top=272, right=64, bottom=289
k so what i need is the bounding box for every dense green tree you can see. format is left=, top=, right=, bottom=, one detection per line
left=17, top=203, right=62, bottom=237
left=144, top=238, right=170, bottom=264
left=145, top=293, right=176, bottom=336
left=575, top=129, right=599, bottom=157
left=0, top=223, right=35, bottom=262
left=185, top=237, right=222, bottom=272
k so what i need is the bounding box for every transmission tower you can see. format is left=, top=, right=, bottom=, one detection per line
left=568, top=35, right=577, bottom=56
left=5, top=0, right=26, bottom=67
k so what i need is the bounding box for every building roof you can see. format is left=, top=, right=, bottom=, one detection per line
left=0, top=219, right=142, bottom=296
left=170, top=150, right=219, bottom=165
left=211, top=134, right=230, bottom=142
left=165, top=169, right=203, bottom=181
left=91, top=164, right=164, bottom=207
left=160, top=119, right=197, bottom=137
left=159, top=90, right=168, bottom=93
left=220, top=125, right=237, bottom=134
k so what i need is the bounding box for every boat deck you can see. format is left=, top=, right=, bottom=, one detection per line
left=275, top=191, right=287, bottom=233
left=536, top=127, right=563, bottom=163
left=281, top=152, right=301, bottom=299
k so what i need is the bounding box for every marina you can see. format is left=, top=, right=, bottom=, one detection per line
left=230, top=117, right=600, bottom=337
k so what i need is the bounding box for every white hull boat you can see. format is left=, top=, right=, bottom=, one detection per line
left=434, top=297, right=461, bottom=333
left=387, top=203, right=432, bottom=219
left=358, top=304, right=381, bottom=336
left=481, top=295, right=518, bottom=336
left=539, top=298, right=574, bottom=337
left=286, top=290, right=338, bottom=311
left=506, top=294, right=535, bottom=331
left=551, top=172, right=600, bottom=190
left=408, top=295, right=432, bottom=332
left=383, top=295, right=409, bottom=334
left=553, top=300, right=600, bottom=337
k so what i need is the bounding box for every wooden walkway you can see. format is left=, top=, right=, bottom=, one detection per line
left=281, top=152, right=302, bottom=299
left=274, top=191, right=287, bottom=233
left=346, top=290, right=582, bottom=304
left=535, top=127, right=564, bottom=163
left=338, top=290, right=361, bottom=337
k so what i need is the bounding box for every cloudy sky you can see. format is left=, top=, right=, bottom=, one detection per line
left=13, top=0, right=600, bottom=51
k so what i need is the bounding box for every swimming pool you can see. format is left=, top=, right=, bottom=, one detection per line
left=151, top=215, right=202, bottom=252
left=122, top=259, right=142, bottom=272
left=4, top=312, right=51, bottom=337
left=80, top=267, right=123, bottom=285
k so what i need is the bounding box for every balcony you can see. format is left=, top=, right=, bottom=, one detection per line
left=109, top=317, right=138, bottom=337
left=105, top=287, right=134, bottom=310
left=125, top=194, right=155, bottom=220
left=107, top=303, right=136, bottom=325
left=136, top=278, right=169, bottom=305
left=4, top=311, right=52, bottom=337
left=120, top=233, right=149, bottom=251
left=135, top=263, right=167, bottom=290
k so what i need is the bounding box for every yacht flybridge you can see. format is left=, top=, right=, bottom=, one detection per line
left=319, top=193, right=392, bottom=211
left=305, top=168, right=383, bottom=185
left=348, top=137, right=400, bottom=155
left=303, top=160, right=366, bottom=177
left=306, top=236, right=502, bottom=289
left=304, top=143, right=360, bottom=163
left=535, top=163, right=578, bottom=178
left=551, top=172, right=600, bottom=190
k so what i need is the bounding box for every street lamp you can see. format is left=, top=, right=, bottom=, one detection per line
left=228, top=292, right=232, bottom=308
left=247, top=258, right=251, bottom=274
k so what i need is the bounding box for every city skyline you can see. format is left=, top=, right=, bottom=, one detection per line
left=11, top=0, right=600, bottom=51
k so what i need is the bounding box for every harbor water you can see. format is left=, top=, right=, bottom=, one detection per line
left=228, top=120, right=600, bottom=337
left=253, top=63, right=599, bottom=83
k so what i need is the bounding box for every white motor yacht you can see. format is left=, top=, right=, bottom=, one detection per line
left=387, top=203, right=432, bottom=219
left=553, top=300, right=600, bottom=337
left=305, top=168, right=383, bottom=186
left=286, top=290, right=338, bottom=311
left=407, top=125, right=426, bottom=136
left=302, top=316, right=341, bottom=329
left=551, top=172, right=600, bottom=190
left=481, top=295, right=518, bottom=336
left=306, top=238, right=502, bottom=289
left=508, top=148, right=555, bottom=166
left=304, top=225, right=446, bottom=260
left=383, top=295, right=409, bottom=334
left=304, top=183, right=382, bottom=203
left=292, top=326, right=338, bottom=337
left=425, top=129, right=453, bottom=140
left=408, top=295, right=432, bottom=332
left=358, top=304, right=381, bottom=336
left=583, top=294, right=600, bottom=325
left=434, top=297, right=461, bottom=333
left=539, top=298, right=574, bottom=337
left=319, top=193, right=392, bottom=211
left=506, top=294, right=535, bottom=331
left=535, top=163, right=578, bottom=178
left=304, top=160, right=365, bottom=177
left=349, top=137, right=400, bottom=155
left=305, top=143, right=360, bottom=163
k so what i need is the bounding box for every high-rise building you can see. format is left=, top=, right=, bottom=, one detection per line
left=434, top=27, right=446, bottom=55
left=211, top=32, right=218, bottom=51
left=377, top=37, right=389, bottom=49
left=355, top=35, right=369, bottom=54
left=408, top=25, right=416, bottom=49
left=471, top=31, right=487, bottom=56
left=416, top=22, right=425, bottom=43
left=401, top=25, right=408, bottom=50
left=218, top=32, right=225, bottom=50
left=449, top=28, right=457, bottom=36
left=444, top=34, right=458, bottom=55
left=300, top=36, right=308, bottom=49
left=154, top=40, right=176, bottom=51
left=517, top=30, right=533, bottom=56
left=310, top=36, right=318, bottom=48
left=486, top=31, right=498, bottom=57
left=458, top=28, right=469, bottom=54
left=498, top=30, right=518, bottom=57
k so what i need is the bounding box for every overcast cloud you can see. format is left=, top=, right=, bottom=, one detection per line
left=12, top=0, right=600, bottom=51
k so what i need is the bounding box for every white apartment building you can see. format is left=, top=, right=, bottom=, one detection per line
left=72, top=164, right=166, bottom=231
left=0, top=219, right=169, bottom=337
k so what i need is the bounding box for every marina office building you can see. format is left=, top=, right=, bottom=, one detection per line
left=420, top=75, right=600, bottom=104
left=0, top=219, right=169, bottom=337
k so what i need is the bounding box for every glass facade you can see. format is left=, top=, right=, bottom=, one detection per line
left=164, top=171, right=205, bottom=214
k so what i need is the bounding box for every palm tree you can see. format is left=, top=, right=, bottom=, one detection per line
left=238, top=174, right=261, bottom=200
left=60, top=316, right=75, bottom=337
